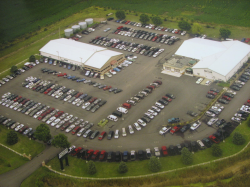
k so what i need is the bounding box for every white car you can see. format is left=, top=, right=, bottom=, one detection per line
left=133, top=122, right=141, bottom=131
left=65, top=125, right=75, bottom=133
left=159, top=127, right=171, bottom=135
left=76, top=100, right=84, bottom=107
left=128, top=125, right=134, bottom=134
left=154, top=147, right=161, bottom=157
left=64, top=114, right=73, bottom=121
left=231, top=117, right=241, bottom=123
left=77, top=128, right=85, bottom=137
left=207, top=118, right=218, bottom=126
left=206, top=111, right=216, bottom=117
left=114, top=130, right=119, bottom=138
left=59, top=113, right=68, bottom=120
left=6, top=101, right=14, bottom=107
left=155, top=102, right=164, bottom=109
left=15, top=124, right=24, bottom=131
left=14, top=103, right=22, bottom=110
left=137, top=119, right=146, bottom=127
left=46, top=116, right=57, bottom=125
left=85, top=71, right=90, bottom=76
left=105, top=72, right=112, bottom=78
left=10, top=102, right=18, bottom=109
left=72, top=98, right=80, bottom=105
left=152, top=106, right=161, bottom=113
left=196, top=78, right=204, bottom=84
left=51, top=118, right=60, bottom=126
left=56, top=120, right=65, bottom=129
left=109, top=70, right=116, bottom=75
left=64, top=95, right=72, bottom=102
left=11, top=122, right=20, bottom=129
left=147, top=109, right=158, bottom=116
left=82, top=102, right=90, bottom=109
left=190, top=121, right=201, bottom=130
left=2, top=92, right=11, bottom=98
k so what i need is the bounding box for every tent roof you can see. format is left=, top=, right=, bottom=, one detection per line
left=175, top=38, right=250, bottom=76
left=39, top=38, right=122, bottom=69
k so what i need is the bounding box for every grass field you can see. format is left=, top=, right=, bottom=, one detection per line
left=0, top=0, right=250, bottom=44
left=0, top=126, right=45, bottom=158
left=0, top=146, right=29, bottom=175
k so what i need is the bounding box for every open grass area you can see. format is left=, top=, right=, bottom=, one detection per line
left=0, top=146, right=29, bottom=175
left=0, top=126, right=45, bottom=158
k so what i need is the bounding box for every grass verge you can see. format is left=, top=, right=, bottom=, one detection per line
left=0, top=125, right=45, bottom=158
left=0, top=146, right=29, bottom=175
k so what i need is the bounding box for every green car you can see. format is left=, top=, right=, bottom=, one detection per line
left=98, top=119, right=109, bottom=126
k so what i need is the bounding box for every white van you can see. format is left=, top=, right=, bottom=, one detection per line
left=117, top=107, right=128, bottom=114
left=114, top=129, right=119, bottom=138
left=197, top=140, right=205, bottom=149
left=107, top=115, right=118, bottom=122
left=122, top=128, right=127, bottom=137
left=137, top=119, right=147, bottom=127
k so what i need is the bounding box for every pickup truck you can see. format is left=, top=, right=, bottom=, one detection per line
left=170, top=125, right=181, bottom=134
left=168, top=117, right=180, bottom=123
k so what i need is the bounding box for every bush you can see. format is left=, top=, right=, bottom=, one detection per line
left=7, top=131, right=18, bottom=145
left=232, top=132, right=245, bottom=145
left=181, top=147, right=193, bottom=165
left=118, top=162, right=128, bottom=173
left=148, top=156, right=161, bottom=172
left=29, top=55, right=36, bottom=62
left=212, top=144, right=222, bottom=157
left=87, top=161, right=97, bottom=175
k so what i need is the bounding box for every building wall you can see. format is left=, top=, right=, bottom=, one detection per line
left=193, top=68, right=226, bottom=81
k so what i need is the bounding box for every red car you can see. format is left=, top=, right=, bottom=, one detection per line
left=91, top=150, right=100, bottom=160
left=245, top=38, right=250, bottom=43
left=75, top=92, right=83, bottom=98
left=209, top=135, right=220, bottom=144
left=71, top=126, right=81, bottom=135
left=98, top=131, right=106, bottom=140
left=89, top=97, right=97, bottom=103
left=71, top=147, right=83, bottom=156
left=103, top=86, right=112, bottom=91
left=207, top=91, right=217, bottom=96
left=21, top=99, right=30, bottom=105
left=152, top=36, right=158, bottom=41
left=162, top=96, right=172, bottom=102
left=14, top=96, right=22, bottom=102
left=170, top=125, right=181, bottom=134
left=57, top=73, right=67, bottom=77
left=222, top=95, right=231, bottom=101
left=146, top=85, right=155, bottom=90
left=85, top=149, right=94, bottom=159
left=117, top=26, right=123, bottom=30
left=161, top=146, right=168, bottom=156
left=55, top=111, right=64, bottom=117
left=61, top=122, right=70, bottom=131
left=44, top=88, right=52, bottom=94
left=154, top=80, right=162, bottom=85
left=19, top=126, right=28, bottom=133
left=99, top=150, right=106, bottom=161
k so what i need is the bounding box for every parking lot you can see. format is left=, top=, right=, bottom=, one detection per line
left=1, top=21, right=250, bottom=152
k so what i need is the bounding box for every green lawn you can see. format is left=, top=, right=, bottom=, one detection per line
left=0, top=146, right=29, bottom=175
left=0, top=126, right=45, bottom=158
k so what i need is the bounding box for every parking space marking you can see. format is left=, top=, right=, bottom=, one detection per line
left=117, top=145, right=122, bottom=148
left=5, top=113, right=9, bottom=115
left=154, top=141, right=159, bottom=143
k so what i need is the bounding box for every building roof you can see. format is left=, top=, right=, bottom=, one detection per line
left=39, top=38, right=122, bottom=69
left=175, top=38, right=250, bottom=76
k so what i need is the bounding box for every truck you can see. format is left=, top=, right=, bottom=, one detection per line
left=170, top=125, right=181, bottom=134
left=168, top=117, right=180, bottom=123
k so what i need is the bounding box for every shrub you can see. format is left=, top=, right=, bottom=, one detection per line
left=87, top=161, right=97, bottom=175
left=181, top=147, right=193, bottom=165
left=29, top=55, right=36, bottom=62
left=7, top=131, right=18, bottom=145
left=148, top=156, right=161, bottom=172
left=212, top=144, right=222, bottom=157
left=118, top=162, right=128, bottom=173
left=232, top=132, right=245, bottom=145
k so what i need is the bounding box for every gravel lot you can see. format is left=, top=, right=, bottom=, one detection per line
left=0, top=21, right=249, bottom=152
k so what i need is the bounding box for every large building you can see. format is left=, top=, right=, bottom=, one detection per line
left=174, top=38, right=250, bottom=81
left=39, top=38, right=125, bottom=74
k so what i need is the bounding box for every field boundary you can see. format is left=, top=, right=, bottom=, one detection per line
left=44, top=139, right=250, bottom=180
left=0, top=143, right=31, bottom=160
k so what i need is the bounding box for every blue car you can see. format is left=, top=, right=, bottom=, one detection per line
left=241, top=38, right=246, bottom=42
left=49, top=59, right=53, bottom=64
left=67, top=75, right=73, bottom=79
left=113, top=68, right=121, bottom=72
left=68, top=65, right=71, bottom=69
left=76, top=78, right=85, bottom=82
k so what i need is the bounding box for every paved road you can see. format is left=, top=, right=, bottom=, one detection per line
left=0, top=146, right=61, bottom=187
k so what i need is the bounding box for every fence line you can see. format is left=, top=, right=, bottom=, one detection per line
left=44, top=141, right=250, bottom=180
left=0, top=143, right=31, bottom=160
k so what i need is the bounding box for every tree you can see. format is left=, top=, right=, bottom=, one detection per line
left=29, top=55, right=36, bottom=62
left=151, top=16, right=163, bottom=26
left=118, top=161, right=128, bottom=173
left=181, top=147, right=193, bottom=165
left=232, top=132, right=245, bottom=145
left=115, top=10, right=126, bottom=20
left=139, top=14, right=150, bottom=25
left=34, top=123, right=51, bottom=143
left=178, top=21, right=191, bottom=31
left=7, top=131, right=18, bottom=145
left=192, top=23, right=203, bottom=35
left=52, top=134, right=70, bottom=148
left=219, top=28, right=231, bottom=40
left=148, top=156, right=161, bottom=172
left=212, top=144, right=222, bottom=157
left=10, top=65, right=17, bottom=73
left=87, top=161, right=97, bottom=175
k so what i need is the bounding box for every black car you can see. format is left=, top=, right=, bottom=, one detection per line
left=206, top=94, right=215, bottom=99
left=224, top=92, right=234, bottom=98
left=107, top=151, right=114, bottom=162
left=230, top=86, right=240, bottom=91
left=107, top=131, right=114, bottom=140
left=241, top=75, right=250, bottom=80
left=239, top=77, right=247, bottom=82
left=176, top=144, right=182, bottom=154
left=99, top=100, right=107, bottom=106
left=115, top=151, right=121, bottom=162
left=218, top=98, right=229, bottom=104
left=141, top=117, right=150, bottom=123
left=191, top=141, right=198, bottom=152
left=122, top=151, right=129, bottom=162
left=202, top=138, right=213, bottom=148
left=138, top=150, right=144, bottom=160
left=89, top=130, right=99, bottom=139
left=114, top=89, right=122, bottom=94
left=180, top=124, right=191, bottom=133
left=183, top=142, right=191, bottom=152
left=187, top=111, right=198, bottom=117
left=168, top=145, right=176, bottom=156
left=158, top=99, right=168, bottom=106
left=210, top=88, right=219, bottom=93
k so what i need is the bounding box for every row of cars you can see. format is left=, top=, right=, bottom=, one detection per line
left=0, top=92, right=99, bottom=139
left=114, top=20, right=186, bottom=36
left=231, top=99, right=250, bottom=123
left=90, top=35, right=165, bottom=58
left=113, top=26, right=180, bottom=45
left=41, top=68, right=122, bottom=94
left=22, top=76, right=107, bottom=113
